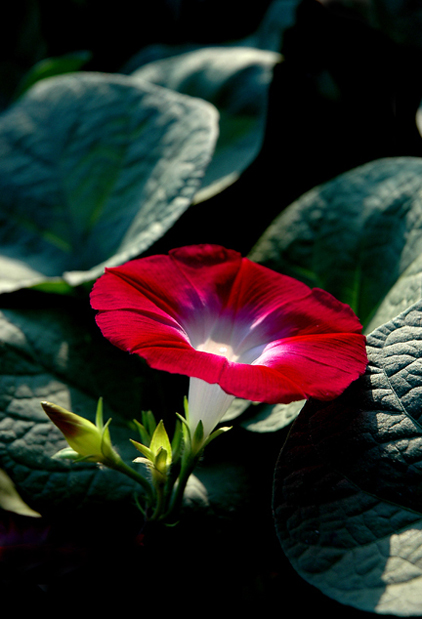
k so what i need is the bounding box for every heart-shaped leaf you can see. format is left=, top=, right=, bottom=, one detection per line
left=244, top=157, right=422, bottom=433
left=250, top=156, right=422, bottom=332
left=130, top=46, right=281, bottom=202
left=237, top=155, right=422, bottom=433
left=0, top=72, right=218, bottom=294
left=273, top=299, right=422, bottom=615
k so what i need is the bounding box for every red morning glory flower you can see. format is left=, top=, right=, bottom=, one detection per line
left=90, top=244, right=367, bottom=439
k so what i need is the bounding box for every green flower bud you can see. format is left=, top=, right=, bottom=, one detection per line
left=41, top=398, right=121, bottom=468
left=131, top=420, right=172, bottom=484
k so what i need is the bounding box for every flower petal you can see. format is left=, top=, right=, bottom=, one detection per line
left=90, top=244, right=367, bottom=405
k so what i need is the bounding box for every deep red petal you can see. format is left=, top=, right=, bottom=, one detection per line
left=90, top=244, right=367, bottom=404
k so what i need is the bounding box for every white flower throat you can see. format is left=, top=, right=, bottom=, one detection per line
left=196, top=338, right=237, bottom=361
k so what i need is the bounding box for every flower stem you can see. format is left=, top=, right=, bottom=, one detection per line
left=112, top=457, right=155, bottom=505
left=164, top=449, right=201, bottom=523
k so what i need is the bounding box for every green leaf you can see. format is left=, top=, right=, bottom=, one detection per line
left=130, top=46, right=281, bottom=202
left=240, top=0, right=301, bottom=51
left=13, top=50, right=92, bottom=100
left=0, top=468, right=41, bottom=517
left=365, top=249, right=422, bottom=334
left=250, top=157, right=422, bottom=332
left=141, top=410, right=157, bottom=440
left=0, top=72, right=218, bottom=294
left=246, top=157, right=422, bottom=433
left=240, top=399, right=306, bottom=432
left=133, top=419, right=152, bottom=446
left=273, top=299, right=422, bottom=615
left=183, top=460, right=254, bottom=517
left=222, top=397, right=305, bottom=433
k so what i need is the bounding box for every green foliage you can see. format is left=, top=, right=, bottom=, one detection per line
left=273, top=299, right=422, bottom=615
left=0, top=72, right=218, bottom=293
left=250, top=157, right=422, bottom=332
left=241, top=157, right=422, bottom=436
left=13, top=51, right=92, bottom=100
left=130, top=46, right=281, bottom=201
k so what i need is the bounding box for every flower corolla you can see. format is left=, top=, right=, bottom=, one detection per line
left=90, top=244, right=367, bottom=438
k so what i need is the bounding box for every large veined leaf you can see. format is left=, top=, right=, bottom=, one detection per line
left=241, top=157, right=422, bottom=433
left=250, top=157, right=422, bottom=332
left=130, top=46, right=281, bottom=202
left=273, top=299, right=422, bottom=615
left=0, top=72, right=218, bottom=294
left=123, top=0, right=300, bottom=204
left=365, top=250, right=422, bottom=334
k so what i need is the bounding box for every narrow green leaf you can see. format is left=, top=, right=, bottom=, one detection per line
left=142, top=411, right=157, bottom=438
left=95, top=396, right=104, bottom=429
left=133, top=419, right=151, bottom=447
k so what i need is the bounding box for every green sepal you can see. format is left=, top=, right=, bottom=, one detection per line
left=150, top=420, right=172, bottom=463
left=155, top=447, right=169, bottom=477
left=142, top=410, right=157, bottom=438
left=175, top=412, right=189, bottom=430
left=130, top=439, right=154, bottom=462
left=202, top=425, right=232, bottom=449
left=133, top=420, right=151, bottom=447
left=95, top=396, right=105, bottom=429
left=183, top=396, right=189, bottom=420
left=130, top=420, right=172, bottom=474
left=175, top=412, right=191, bottom=447
left=52, top=447, right=97, bottom=463
left=133, top=411, right=157, bottom=447
left=192, top=420, right=204, bottom=447
left=171, top=419, right=184, bottom=463
left=95, top=397, right=116, bottom=454
left=132, top=455, right=151, bottom=467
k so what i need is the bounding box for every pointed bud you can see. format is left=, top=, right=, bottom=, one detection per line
left=149, top=420, right=172, bottom=463
left=192, top=419, right=204, bottom=454
left=41, top=399, right=121, bottom=468
left=154, top=447, right=169, bottom=477
left=131, top=420, right=172, bottom=484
